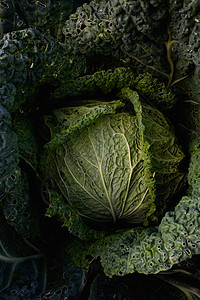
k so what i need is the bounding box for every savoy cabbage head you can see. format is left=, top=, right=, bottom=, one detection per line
left=1, top=0, right=200, bottom=297
left=43, top=86, right=184, bottom=226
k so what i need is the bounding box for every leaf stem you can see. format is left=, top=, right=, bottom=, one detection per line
left=124, top=27, right=190, bottom=88
left=0, top=253, right=44, bottom=263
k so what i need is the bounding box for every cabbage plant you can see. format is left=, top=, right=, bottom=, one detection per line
left=1, top=0, right=200, bottom=297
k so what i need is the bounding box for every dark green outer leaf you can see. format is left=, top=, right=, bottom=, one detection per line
left=0, top=105, right=19, bottom=201
left=0, top=102, right=39, bottom=238
left=0, top=0, right=83, bottom=40
left=12, top=112, right=38, bottom=172
left=53, top=67, right=177, bottom=110
left=0, top=28, right=86, bottom=112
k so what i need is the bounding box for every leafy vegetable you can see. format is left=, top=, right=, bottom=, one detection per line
left=43, top=86, right=184, bottom=226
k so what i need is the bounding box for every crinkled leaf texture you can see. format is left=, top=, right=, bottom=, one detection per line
left=12, top=112, right=38, bottom=172
left=43, top=88, right=184, bottom=226
left=0, top=0, right=88, bottom=40
left=52, top=67, right=177, bottom=110
left=66, top=138, right=200, bottom=277
left=63, top=0, right=200, bottom=88
left=0, top=103, right=40, bottom=238
left=0, top=28, right=86, bottom=112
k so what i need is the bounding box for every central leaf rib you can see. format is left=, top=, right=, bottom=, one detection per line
left=88, top=128, right=118, bottom=223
